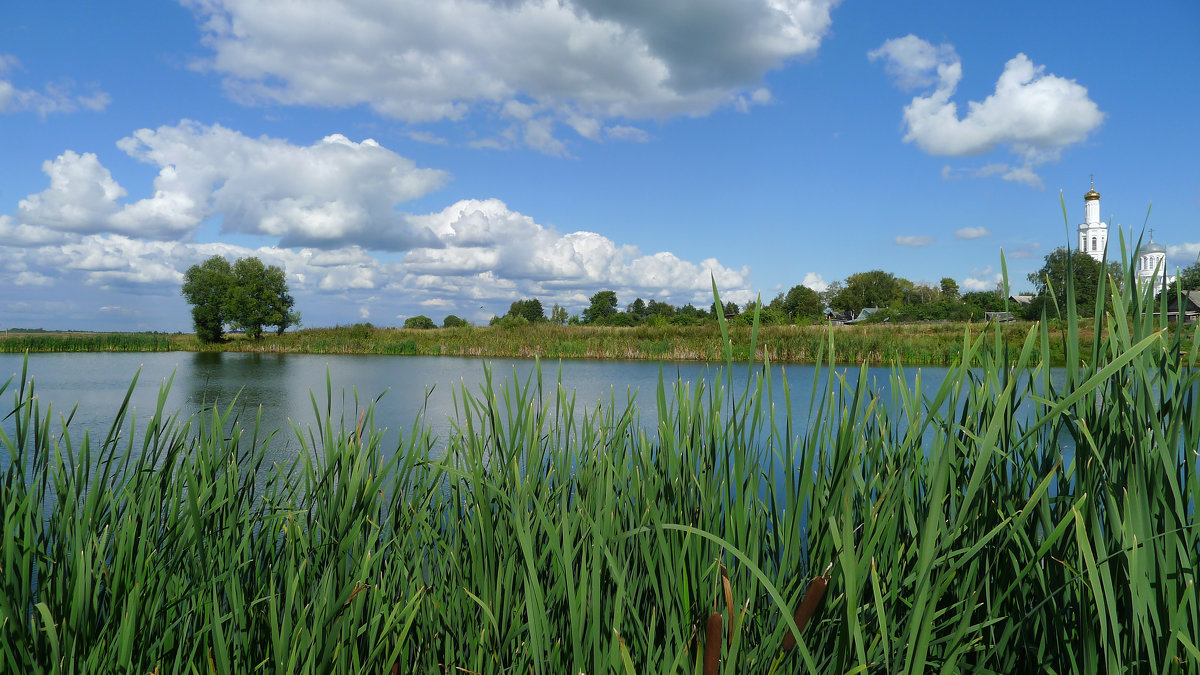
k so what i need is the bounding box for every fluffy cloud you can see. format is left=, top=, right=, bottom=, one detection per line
left=961, top=266, right=1003, bottom=292
left=894, top=235, right=934, bottom=247
left=2, top=231, right=382, bottom=298
left=801, top=272, right=828, bottom=293
left=18, top=152, right=129, bottom=234
left=0, top=54, right=110, bottom=116
left=0, top=214, right=68, bottom=247
left=1167, top=243, right=1200, bottom=267
left=4, top=193, right=755, bottom=325
left=5, top=124, right=757, bottom=326
left=868, top=35, right=958, bottom=91
left=182, top=0, right=839, bottom=152
left=955, top=226, right=991, bottom=240
left=117, top=122, right=449, bottom=248
left=871, top=35, right=1103, bottom=186
left=17, top=122, right=449, bottom=246
left=401, top=198, right=751, bottom=306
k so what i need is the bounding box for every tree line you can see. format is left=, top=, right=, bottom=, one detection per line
left=406, top=246, right=1200, bottom=329
left=184, top=246, right=1200, bottom=338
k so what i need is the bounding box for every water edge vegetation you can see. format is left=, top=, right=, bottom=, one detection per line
left=0, top=320, right=1109, bottom=366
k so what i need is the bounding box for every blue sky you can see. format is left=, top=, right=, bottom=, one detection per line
left=1, top=0, right=1197, bottom=330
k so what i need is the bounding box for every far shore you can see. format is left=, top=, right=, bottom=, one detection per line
left=0, top=320, right=1106, bottom=366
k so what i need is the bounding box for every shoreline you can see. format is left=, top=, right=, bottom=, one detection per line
left=0, top=321, right=1094, bottom=366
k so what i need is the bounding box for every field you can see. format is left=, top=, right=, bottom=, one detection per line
left=0, top=319, right=1104, bottom=366
left=1, top=261, right=1197, bottom=673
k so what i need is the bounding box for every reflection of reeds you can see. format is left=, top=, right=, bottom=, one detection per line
left=1, top=225, right=1197, bottom=672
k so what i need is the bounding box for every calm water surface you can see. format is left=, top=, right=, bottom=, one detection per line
left=1, top=352, right=957, bottom=459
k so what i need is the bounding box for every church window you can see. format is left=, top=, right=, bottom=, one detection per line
left=1092, top=237, right=1097, bottom=251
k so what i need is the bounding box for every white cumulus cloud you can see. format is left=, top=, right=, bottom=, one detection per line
left=868, top=35, right=958, bottom=91
left=18, top=151, right=128, bottom=234
left=16, top=122, right=449, bottom=247
left=871, top=35, right=1103, bottom=187
left=4, top=122, right=759, bottom=323
left=401, top=198, right=752, bottom=306
left=801, top=272, right=828, bottom=293
left=117, top=121, right=449, bottom=248
left=1167, top=243, right=1200, bottom=267
left=182, top=0, right=839, bottom=153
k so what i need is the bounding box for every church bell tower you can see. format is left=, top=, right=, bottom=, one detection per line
left=1077, top=176, right=1107, bottom=262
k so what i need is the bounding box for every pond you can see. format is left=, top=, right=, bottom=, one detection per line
left=0, top=352, right=964, bottom=457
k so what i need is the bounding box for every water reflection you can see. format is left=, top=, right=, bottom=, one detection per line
left=1, top=352, right=1074, bottom=468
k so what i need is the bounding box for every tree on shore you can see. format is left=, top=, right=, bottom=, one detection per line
left=582, top=290, right=618, bottom=323
left=831, top=270, right=900, bottom=314
left=770, top=284, right=823, bottom=322
left=403, top=315, right=436, bottom=329
left=1027, top=248, right=1108, bottom=316
left=181, top=256, right=233, bottom=343
left=181, top=256, right=298, bottom=342
left=506, top=298, right=545, bottom=323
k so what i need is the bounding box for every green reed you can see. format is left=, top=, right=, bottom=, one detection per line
left=1, top=228, right=1197, bottom=672
left=203, top=320, right=1080, bottom=366
left=0, top=332, right=178, bottom=353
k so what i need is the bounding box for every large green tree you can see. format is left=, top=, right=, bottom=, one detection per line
left=181, top=256, right=297, bottom=342
left=181, top=256, right=233, bottom=343
left=226, top=257, right=297, bottom=339
left=1027, top=247, right=1109, bottom=316
left=506, top=298, right=545, bottom=323
left=774, top=284, right=823, bottom=322
left=582, top=290, right=618, bottom=323
left=831, top=270, right=901, bottom=314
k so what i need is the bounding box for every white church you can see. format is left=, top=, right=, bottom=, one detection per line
left=1076, top=178, right=1174, bottom=290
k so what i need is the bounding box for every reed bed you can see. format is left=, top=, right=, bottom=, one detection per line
left=240, top=320, right=1079, bottom=366
left=0, top=332, right=180, bottom=353
left=1, top=236, right=1197, bottom=673
left=0, top=321, right=1098, bottom=366
left=79, top=320, right=1091, bottom=366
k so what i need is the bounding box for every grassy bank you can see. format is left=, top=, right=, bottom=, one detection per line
left=0, top=320, right=1102, bottom=366
left=1, top=262, right=1197, bottom=672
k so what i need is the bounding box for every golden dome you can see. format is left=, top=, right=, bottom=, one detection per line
left=1084, top=188, right=1100, bottom=200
